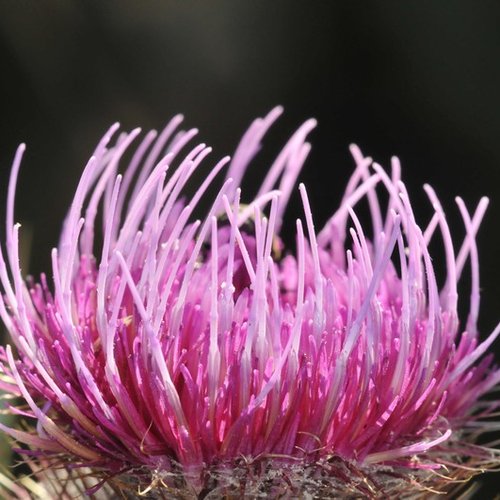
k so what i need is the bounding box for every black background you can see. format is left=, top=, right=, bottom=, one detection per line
left=0, top=1, right=499, bottom=496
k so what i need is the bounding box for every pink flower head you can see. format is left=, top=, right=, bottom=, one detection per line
left=1, top=108, right=499, bottom=497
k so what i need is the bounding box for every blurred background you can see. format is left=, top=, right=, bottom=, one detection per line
left=0, top=1, right=499, bottom=496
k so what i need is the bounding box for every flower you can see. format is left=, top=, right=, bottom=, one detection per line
left=0, top=107, right=499, bottom=498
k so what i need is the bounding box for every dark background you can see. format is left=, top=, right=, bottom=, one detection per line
left=0, top=1, right=499, bottom=496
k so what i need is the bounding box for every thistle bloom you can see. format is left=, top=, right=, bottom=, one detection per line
left=1, top=108, right=499, bottom=498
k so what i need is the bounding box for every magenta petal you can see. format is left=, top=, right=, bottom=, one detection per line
left=1, top=109, right=499, bottom=496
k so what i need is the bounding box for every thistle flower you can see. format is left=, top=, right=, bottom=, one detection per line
left=1, top=108, right=500, bottom=498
